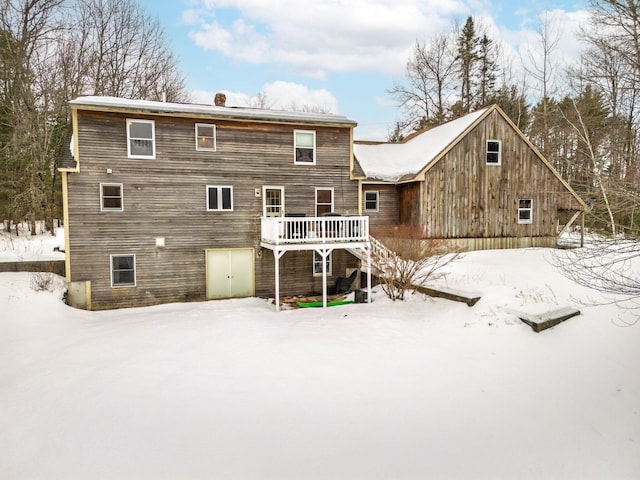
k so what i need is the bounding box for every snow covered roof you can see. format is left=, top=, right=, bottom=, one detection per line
left=354, top=107, right=489, bottom=181
left=69, top=96, right=358, bottom=127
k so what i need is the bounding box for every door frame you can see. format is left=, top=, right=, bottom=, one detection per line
left=205, top=247, right=255, bottom=300
left=262, top=185, right=285, bottom=217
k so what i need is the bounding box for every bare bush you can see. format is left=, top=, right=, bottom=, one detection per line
left=371, top=225, right=461, bottom=301
left=553, top=239, right=640, bottom=315
left=30, top=271, right=55, bottom=292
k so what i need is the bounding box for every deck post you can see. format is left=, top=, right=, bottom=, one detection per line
left=315, top=247, right=331, bottom=308
left=366, top=244, right=372, bottom=303
left=273, top=249, right=286, bottom=311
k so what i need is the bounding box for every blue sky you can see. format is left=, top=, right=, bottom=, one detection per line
left=138, top=0, right=588, bottom=140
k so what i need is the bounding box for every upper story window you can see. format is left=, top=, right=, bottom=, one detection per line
left=127, top=119, right=155, bottom=158
left=294, top=130, right=316, bottom=165
left=196, top=123, right=216, bottom=151
left=486, top=139, right=501, bottom=165
left=100, top=183, right=123, bottom=211
left=207, top=185, right=233, bottom=211
left=364, top=190, right=379, bottom=212
left=518, top=198, right=533, bottom=224
left=111, top=254, right=136, bottom=287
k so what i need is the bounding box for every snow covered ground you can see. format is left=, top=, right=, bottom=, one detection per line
left=1, top=231, right=639, bottom=479
left=0, top=224, right=64, bottom=262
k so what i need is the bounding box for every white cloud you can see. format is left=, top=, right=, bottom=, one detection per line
left=184, top=1, right=592, bottom=139
left=185, top=0, right=468, bottom=77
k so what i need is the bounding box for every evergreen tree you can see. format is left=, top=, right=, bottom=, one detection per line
left=476, top=34, right=498, bottom=108
left=456, top=17, right=479, bottom=114
left=488, top=85, right=530, bottom=131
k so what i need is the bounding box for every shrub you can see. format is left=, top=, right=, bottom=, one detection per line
left=30, top=271, right=55, bottom=292
left=371, top=225, right=461, bottom=301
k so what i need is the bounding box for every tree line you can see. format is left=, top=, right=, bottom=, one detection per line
left=2, top=0, right=639, bottom=240
left=0, top=0, right=189, bottom=235
left=390, top=0, right=640, bottom=237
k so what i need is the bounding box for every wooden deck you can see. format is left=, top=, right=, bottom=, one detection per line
left=260, top=215, right=372, bottom=311
left=261, top=215, right=369, bottom=248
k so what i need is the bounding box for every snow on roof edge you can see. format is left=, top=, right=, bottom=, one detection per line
left=354, top=108, right=490, bottom=181
left=69, top=96, right=358, bottom=126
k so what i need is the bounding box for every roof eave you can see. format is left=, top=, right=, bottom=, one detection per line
left=69, top=97, right=358, bottom=128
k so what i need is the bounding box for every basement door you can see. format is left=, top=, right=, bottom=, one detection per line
left=206, top=248, right=255, bottom=300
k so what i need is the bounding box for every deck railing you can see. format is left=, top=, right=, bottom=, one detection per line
left=261, top=216, right=369, bottom=245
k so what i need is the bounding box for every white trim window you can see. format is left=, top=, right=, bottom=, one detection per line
left=518, top=198, right=533, bottom=224
left=110, top=254, right=136, bottom=287
left=207, top=185, right=233, bottom=211
left=486, top=139, right=501, bottom=165
left=195, top=123, right=216, bottom=151
left=364, top=190, right=379, bottom=212
left=263, top=186, right=284, bottom=217
left=294, top=130, right=316, bottom=164
left=127, top=119, right=155, bottom=158
left=100, top=183, right=123, bottom=211
left=313, top=251, right=332, bottom=276
left=315, top=187, right=334, bottom=216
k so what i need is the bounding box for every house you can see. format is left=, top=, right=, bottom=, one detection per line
left=59, top=95, right=371, bottom=311
left=353, top=105, right=588, bottom=251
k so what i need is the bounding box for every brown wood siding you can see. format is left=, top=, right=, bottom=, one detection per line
left=67, top=110, right=358, bottom=309
left=417, top=110, right=582, bottom=240
left=398, top=182, right=420, bottom=226
left=362, top=184, right=399, bottom=233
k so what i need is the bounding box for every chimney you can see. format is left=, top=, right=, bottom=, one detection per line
left=214, top=93, right=226, bottom=107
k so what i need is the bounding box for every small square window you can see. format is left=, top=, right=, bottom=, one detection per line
left=207, top=185, right=233, bottom=211
left=313, top=251, right=332, bottom=276
left=364, top=191, right=379, bottom=212
left=295, top=130, right=316, bottom=164
left=111, top=254, right=136, bottom=287
left=518, top=198, right=533, bottom=224
left=127, top=119, right=155, bottom=158
left=100, top=183, right=123, bottom=211
left=486, top=140, right=501, bottom=165
left=196, top=123, right=216, bottom=151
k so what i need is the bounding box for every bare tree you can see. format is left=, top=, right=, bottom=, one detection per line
left=564, top=0, right=640, bottom=237
left=523, top=10, right=561, bottom=159
left=250, top=89, right=274, bottom=109
left=0, top=0, right=191, bottom=231
left=0, top=0, right=65, bottom=234
left=561, top=98, right=617, bottom=236
left=70, top=0, right=189, bottom=102
left=388, top=32, right=457, bottom=131
left=553, top=239, right=640, bottom=316
left=284, top=101, right=333, bottom=114
left=580, top=0, right=640, bottom=183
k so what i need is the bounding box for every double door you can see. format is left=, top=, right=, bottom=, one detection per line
left=206, top=248, right=254, bottom=300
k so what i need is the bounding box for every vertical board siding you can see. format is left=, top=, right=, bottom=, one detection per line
left=418, top=110, right=582, bottom=240
left=398, top=183, right=420, bottom=226
left=68, top=111, right=358, bottom=309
